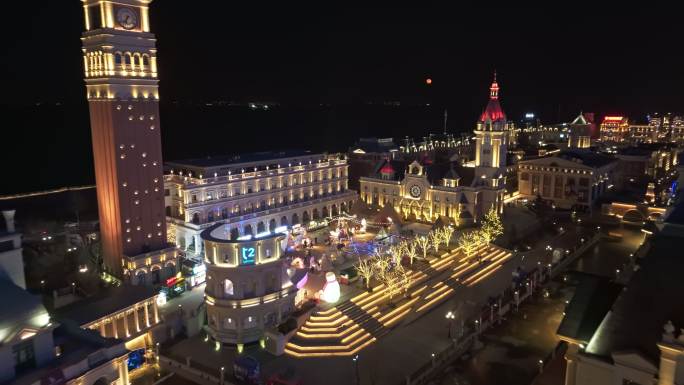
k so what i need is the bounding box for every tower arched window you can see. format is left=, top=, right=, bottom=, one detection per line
left=124, top=53, right=132, bottom=69
left=114, top=53, right=122, bottom=66
left=133, top=53, right=141, bottom=70
left=142, top=54, right=149, bottom=68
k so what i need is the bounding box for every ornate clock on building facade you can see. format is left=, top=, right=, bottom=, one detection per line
left=409, top=185, right=422, bottom=198
left=116, top=7, right=138, bottom=30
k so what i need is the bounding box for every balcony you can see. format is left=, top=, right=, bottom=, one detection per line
left=206, top=286, right=296, bottom=309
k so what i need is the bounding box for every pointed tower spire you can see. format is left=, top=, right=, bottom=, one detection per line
left=489, top=70, right=499, bottom=100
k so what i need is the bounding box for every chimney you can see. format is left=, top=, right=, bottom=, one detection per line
left=2, top=210, right=15, bottom=233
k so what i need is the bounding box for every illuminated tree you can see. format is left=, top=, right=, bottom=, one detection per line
left=480, top=206, right=504, bottom=244
left=452, top=205, right=462, bottom=227
left=404, top=240, right=418, bottom=265
left=458, top=231, right=480, bottom=259
left=429, top=230, right=441, bottom=254
left=416, top=235, right=430, bottom=260
left=398, top=265, right=412, bottom=296
left=441, top=226, right=455, bottom=248
left=374, top=252, right=391, bottom=280
left=381, top=266, right=406, bottom=304
left=355, top=257, right=375, bottom=289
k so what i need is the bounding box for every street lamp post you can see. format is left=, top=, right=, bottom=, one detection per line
left=445, top=311, right=455, bottom=339
left=220, top=366, right=225, bottom=385
left=352, top=355, right=360, bottom=385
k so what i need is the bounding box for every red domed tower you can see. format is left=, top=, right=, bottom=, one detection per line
left=474, top=72, right=508, bottom=170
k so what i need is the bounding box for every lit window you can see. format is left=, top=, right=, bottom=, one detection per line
left=157, top=232, right=162, bottom=236
left=128, top=105, right=133, bottom=110
left=152, top=161, right=158, bottom=166
left=142, top=152, right=147, bottom=158
left=139, top=115, right=144, bottom=121
left=154, top=178, right=159, bottom=183
left=150, top=125, right=155, bottom=130
left=136, top=226, right=141, bottom=230
left=127, top=238, right=131, bottom=242
left=134, top=190, right=139, bottom=195
left=224, top=279, right=234, bottom=296
left=135, top=200, right=140, bottom=205
left=142, top=163, right=147, bottom=167
left=120, top=154, right=126, bottom=159
left=130, top=144, right=135, bottom=149
left=126, top=228, right=130, bottom=233
left=147, top=233, right=152, bottom=238
left=157, top=222, right=161, bottom=227
left=122, top=182, right=128, bottom=187
left=125, top=218, right=130, bottom=223
left=116, top=105, right=122, bottom=110
left=128, top=116, right=133, bottom=121
left=119, top=144, right=125, bottom=149
left=149, top=115, right=155, bottom=120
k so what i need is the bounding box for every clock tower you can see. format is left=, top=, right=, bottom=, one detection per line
left=82, top=0, right=176, bottom=282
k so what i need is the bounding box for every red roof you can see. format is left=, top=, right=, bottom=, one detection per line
left=478, top=74, right=506, bottom=122
left=380, top=163, right=394, bottom=174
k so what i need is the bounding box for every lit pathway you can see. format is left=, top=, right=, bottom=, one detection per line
left=284, top=243, right=513, bottom=357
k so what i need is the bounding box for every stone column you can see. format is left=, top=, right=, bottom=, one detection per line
left=194, top=234, right=203, bottom=255
left=119, top=357, right=130, bottom=385
left=134, top=307, right=140, bottom=332
left=144, top=302, right=150, bottom=327
left=124, top=311, right=130, bottom=337
left=564, top=343, right=579, bottom=385
left=153, top=301, right=159, bottom=324
left=112, top=317, right=119, bottom=339
left=657, top=342, right=684, bottom=385
left=100, top=321, right=106, bottom=337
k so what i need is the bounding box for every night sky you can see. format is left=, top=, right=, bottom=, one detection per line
left=1, top=4, right=682, bottom=194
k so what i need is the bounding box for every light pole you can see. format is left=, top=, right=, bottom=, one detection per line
left=220, top=366, right=225, bottom=385
left=352, top=355, right=360, bottom=385
left=445, top=311, right=455, bottom=339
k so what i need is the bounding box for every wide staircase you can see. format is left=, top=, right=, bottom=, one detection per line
left=285, top=243, right=514, bottom=357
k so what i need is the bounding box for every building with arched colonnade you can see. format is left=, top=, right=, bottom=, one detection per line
left=164, top=151, right=357, bottom=257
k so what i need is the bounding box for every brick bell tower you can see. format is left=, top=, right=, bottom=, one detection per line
left=82, top=0, right=176, bottom=283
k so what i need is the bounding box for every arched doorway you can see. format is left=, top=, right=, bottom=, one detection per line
left=135, top=270, right=146, bottom=285
left=93, top=377, right=109, bottom=385
left=192, top=212, right=200, bottom=225
left=281, top=216, right=288, bottom=227
left=323, top=206, right=329, bottom=218
left=340, top=202, right=346, bottom=214
left=302, top=211, right=310, bottom=223
left=150, top=266, right=161, bottom=284
left=257, top=222, right=266, bottom=233
left=230, top=227, right=239, bottom=240
left=244, top=224, right=254, bottom=236
left=269, top=219, right=277, bottom=232
left=163, top=262, right=175, bottom=279
left=313, top=208, right=320, bottom=220
left=292, top=213, right=299, bottom=225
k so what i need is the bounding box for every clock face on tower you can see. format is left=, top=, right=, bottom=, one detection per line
left=409, top=185, right=422, bottom=198
left=116, top=7, right=138, bottom=30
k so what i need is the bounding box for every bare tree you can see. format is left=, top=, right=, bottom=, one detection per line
left=442, top=226, right=455, bottom=248
left=416, top=235, right=430, bottom=260
left=429, top=230, right=441, bottom=254
left=405, top=240, right=418, bottom=265
left=355, top=257, right=375, bottom=289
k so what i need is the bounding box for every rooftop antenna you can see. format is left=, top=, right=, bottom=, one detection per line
left=443, top=109, right=448, bottom=135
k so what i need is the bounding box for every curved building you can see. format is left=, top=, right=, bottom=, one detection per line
left=202, top=223, right=295, bottom=345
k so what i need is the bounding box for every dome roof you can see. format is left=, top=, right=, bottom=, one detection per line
left=478, top=72, right=506, bottom=123
left=380, top=163, right=395, bottom=174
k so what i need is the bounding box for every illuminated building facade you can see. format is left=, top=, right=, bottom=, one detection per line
left=164, top=152, right=356, bottom=256
left=201, top=224, right=295, bottom=345
left=568, top=113, right=592, bottom=149
left=600, top=116, right=630, bottom=143
left=81, top=0, right=178, bottom=283
left=359, top=74, right=508, bottom=223
left=0, top=210, right=25, bottom=290
left=646, top=113, right=684, bottom=144
left=518, top=150, right=617, bottom=210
